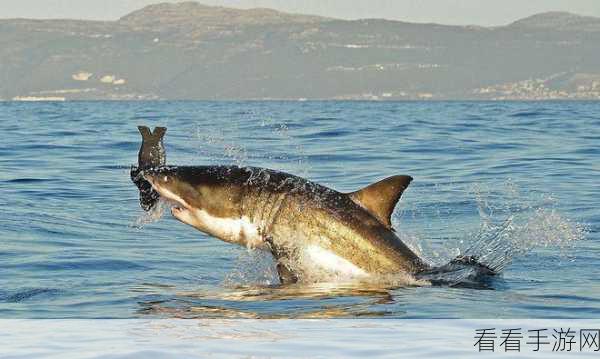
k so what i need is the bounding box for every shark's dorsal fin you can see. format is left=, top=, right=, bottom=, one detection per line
left=348, top=175, right=413, bottom=229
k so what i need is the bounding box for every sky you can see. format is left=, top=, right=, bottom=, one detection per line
left=1, top=0, right=599, bottom=26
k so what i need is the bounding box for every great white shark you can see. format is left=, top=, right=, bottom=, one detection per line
left=142, top=165, right=495, bottom=285
left=132, top=126, right=495, bottom=285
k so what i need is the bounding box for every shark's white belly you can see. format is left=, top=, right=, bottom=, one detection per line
left=300, top=245, right=369, bottom=281
left=197, top=211, right=369, bottom=280
left=193, top=209, right=264, bottom=248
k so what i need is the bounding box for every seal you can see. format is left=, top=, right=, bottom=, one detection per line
left=130, top=126, right=166, bottom=211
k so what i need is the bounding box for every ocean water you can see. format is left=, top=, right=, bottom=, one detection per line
left=0, top=101, right=598, bottom=319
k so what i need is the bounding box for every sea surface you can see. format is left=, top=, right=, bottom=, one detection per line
left=0, top=101, right=598, bottom=319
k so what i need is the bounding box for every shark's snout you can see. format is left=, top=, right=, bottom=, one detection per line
left=143, top=172, right=168, bottom=188
left=142, top=168, right=191, bottom=210
left=142, top=167, right=179, bottom=189
left=141, top=167, right=209, bottom=230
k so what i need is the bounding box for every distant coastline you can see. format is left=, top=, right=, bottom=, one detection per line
left=4, top=98, right=600, bottom=102
left=1, top=2, right=599, bottom=101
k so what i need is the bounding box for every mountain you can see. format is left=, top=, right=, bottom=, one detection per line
left=509, top=11, right=600, bottom=31
left=120, top=2, right=326, bottom=29
left=1, top=3, right=599, bottom=101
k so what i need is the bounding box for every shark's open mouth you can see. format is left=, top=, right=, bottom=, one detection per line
left=157, top=192, right=187, bottom=214
left=154, top=188, right=191, bottom=223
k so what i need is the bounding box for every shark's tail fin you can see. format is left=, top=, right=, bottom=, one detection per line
left=416, top=255, right=496, bottom=288
left=448, top=255, right=497, bottom=276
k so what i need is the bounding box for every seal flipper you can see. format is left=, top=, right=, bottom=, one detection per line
left=137, top=126, right=166, bottom=167
left=131, top=126, right=167, bottom=211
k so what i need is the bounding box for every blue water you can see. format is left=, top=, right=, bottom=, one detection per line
left=1, top=101, right=598, bottom=319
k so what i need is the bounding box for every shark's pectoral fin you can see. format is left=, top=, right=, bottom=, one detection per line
left=276, top=262, right=298, bottom=284
left=348, top=175, right=413, bottom=229
left=265, top=236, right=299, bottom=285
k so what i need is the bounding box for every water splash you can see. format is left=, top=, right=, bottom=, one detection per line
left=404, top=180, right=587, bottom=285
left=131, top=198, right=168, bottom=229
left=466, top=207, right=586, bottom=272
left=464, top=182, right=586, bottom=272
left=223, top=249, right=279, bottom=287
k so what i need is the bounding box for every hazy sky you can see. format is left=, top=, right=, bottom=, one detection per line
left=1, top=0, right=599, bottom=26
